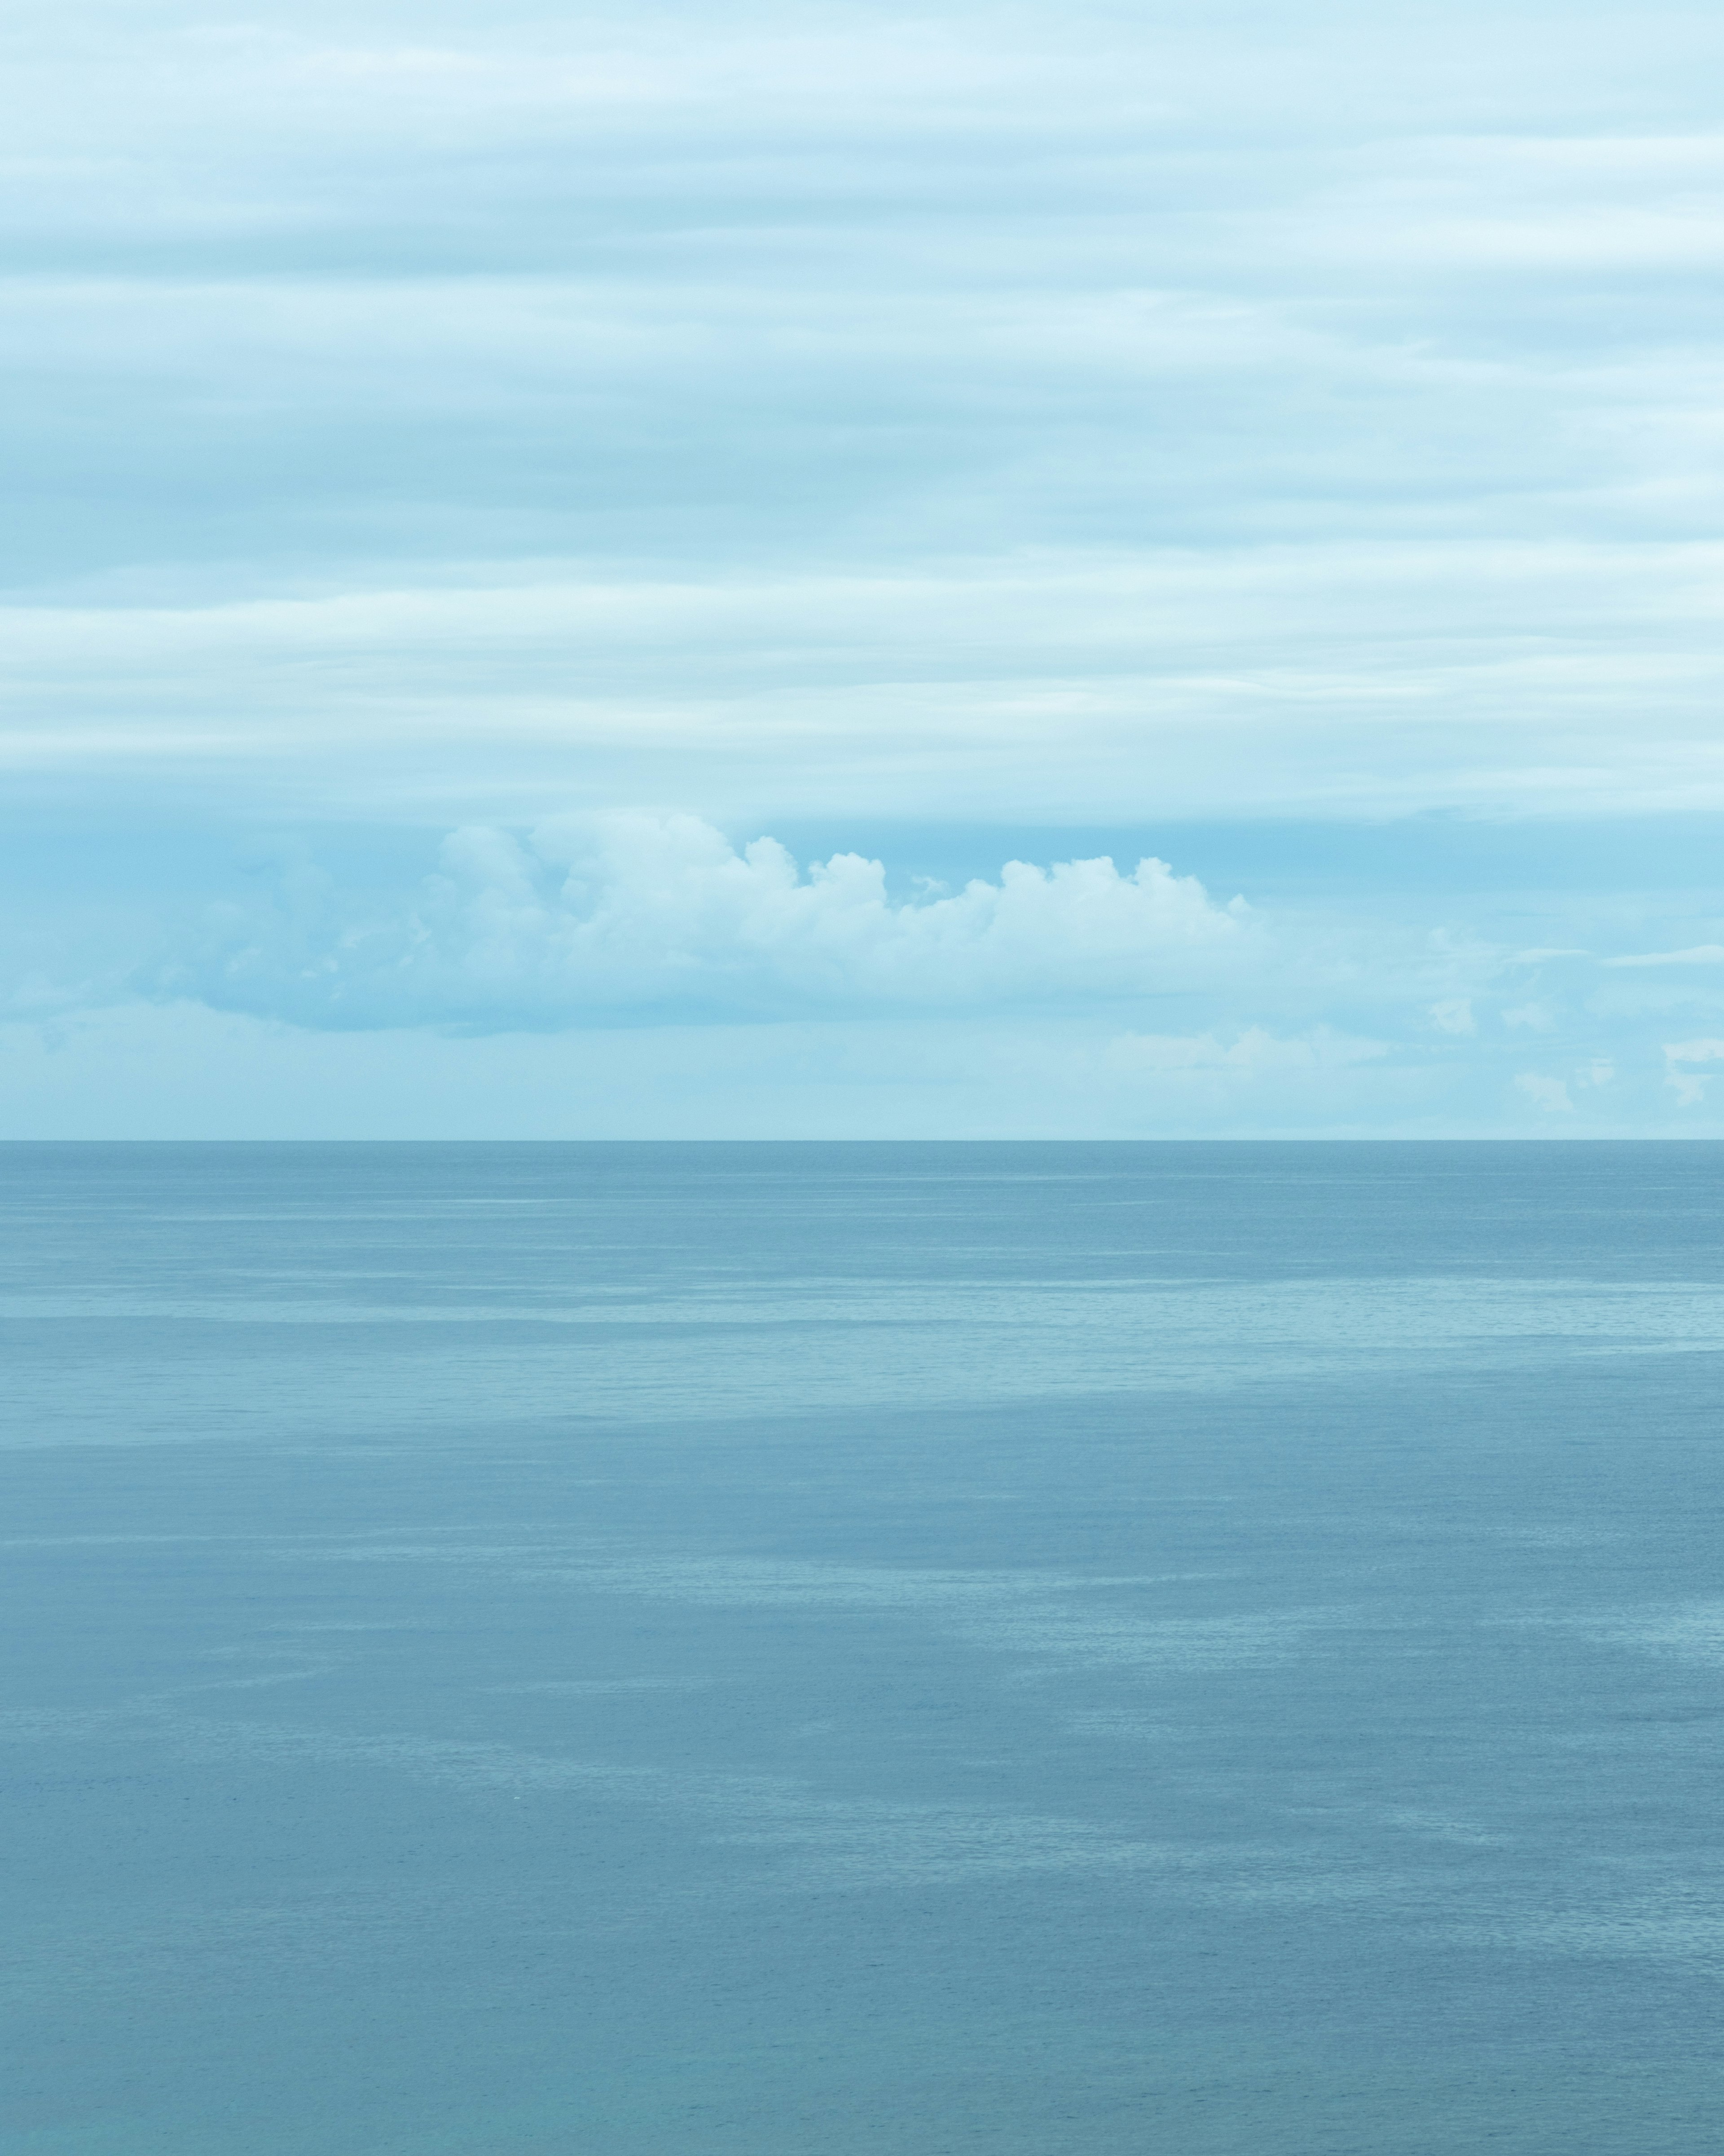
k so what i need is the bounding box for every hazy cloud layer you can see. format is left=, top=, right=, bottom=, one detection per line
left=8, top=0, right=1724, bottom=824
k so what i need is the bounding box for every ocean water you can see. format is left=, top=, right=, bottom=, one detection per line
left=5, top=1141, right=1724, bottom=2155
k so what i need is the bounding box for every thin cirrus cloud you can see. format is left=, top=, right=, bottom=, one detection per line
left=10, top=541, right=1724, bottom=827
left=1603, top=946, right=1724, bottom=968
left=9, top=0, right=1724, bottom=830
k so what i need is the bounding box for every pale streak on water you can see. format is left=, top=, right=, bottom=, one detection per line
left=5, top=1142, right=1724, bottom=2153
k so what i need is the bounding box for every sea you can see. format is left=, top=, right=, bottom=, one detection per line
left=5, top=1141, right=1724, bottom=2154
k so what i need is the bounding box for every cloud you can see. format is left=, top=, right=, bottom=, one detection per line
left=1514, top=1072, right=1573, bottom=1112
left=155, top=814, right=1251, bottom=1030
left=1663, top=1037, right=1724, bottom=1106
left=11, top=0, right=1724, bottom=831
left=13, top=542, right=1724, bottom=828
left=1604, top=945, right=1724, bottom=968
left=10, top=0, right=1724, bottom=1134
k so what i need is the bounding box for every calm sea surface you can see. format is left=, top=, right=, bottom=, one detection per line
left=6, top=1142, right=1724, bottom=2154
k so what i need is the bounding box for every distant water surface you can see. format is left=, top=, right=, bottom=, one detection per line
left=5, top=1142, right=1724, bottom=2153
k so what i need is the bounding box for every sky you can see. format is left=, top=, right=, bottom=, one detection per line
left=7, top=0, right=1724, bottom=1135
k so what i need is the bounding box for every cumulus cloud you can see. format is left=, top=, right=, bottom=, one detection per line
left=1663, top=1038, right=1724, bottom=1106
left=158, top=814, right=1251, bottom=1030
left=1515, top=1072, right=1573, bottom=1112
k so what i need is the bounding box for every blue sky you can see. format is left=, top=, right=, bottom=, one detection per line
left=7, top=0, right=1724, bottom=1134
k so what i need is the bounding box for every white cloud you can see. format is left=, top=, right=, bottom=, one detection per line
left=1663, top=1037, right=1724, bottom=1106
left=1603, top=948, right=1724, bottom=974
left=1515, top=1072, right=1573, bottom=1112
left=163, top=814, right=1251, bottom=1029
left=1604, top=945, right=1724, bottom=968
left=1430, top=997, right=1475, bottom=1034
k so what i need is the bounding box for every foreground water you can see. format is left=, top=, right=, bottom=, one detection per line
left=5, top=1142, right=1724, bottom=2154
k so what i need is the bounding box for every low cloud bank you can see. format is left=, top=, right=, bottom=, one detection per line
left=158, top=815, right=1250, bottom=1030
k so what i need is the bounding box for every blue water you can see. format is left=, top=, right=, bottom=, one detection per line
left=6, top=1142, right=1724, bottom=2153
